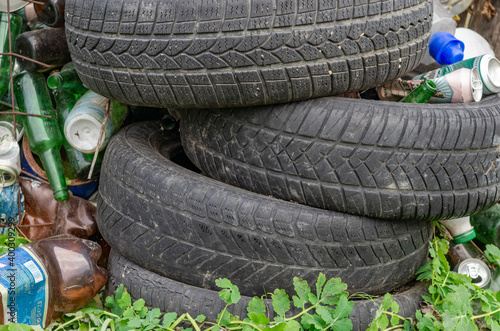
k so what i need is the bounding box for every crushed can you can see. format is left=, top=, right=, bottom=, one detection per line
left=454, top=258, right=491, bottom=288
left=0, top=181, right=24, bottom=231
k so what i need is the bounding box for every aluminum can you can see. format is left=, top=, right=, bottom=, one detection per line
left=379, top=68, right=483, bottom=103
left=0, top=124, right=20, bottom=187
left=455, top=258, right=491, bottom=288
left=413, top=54, right=500, bottom=95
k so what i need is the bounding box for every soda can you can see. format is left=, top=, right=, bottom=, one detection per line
left=0, top=125, right=21, bottom=187
left=455, top=258, right=491, bottom=288
left=0, top=180, right=24, bottom=232
left=413, top=54, right=500, bottom=96
left=378, top=68, right=483, bottom=103
left=430, top=68, right=483, bottom=103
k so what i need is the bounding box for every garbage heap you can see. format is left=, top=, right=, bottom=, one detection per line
left=1, top=0, right=500, bottom=329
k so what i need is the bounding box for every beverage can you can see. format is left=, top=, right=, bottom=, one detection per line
left=413, top=54, right=500, bottom=95
left=379, top=68, right=482, bottom=103
left=0, top=125, right=20, bottom=187
left=455, top=258, right=491, bottom=288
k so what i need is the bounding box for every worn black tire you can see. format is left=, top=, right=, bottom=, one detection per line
left=98, top=121, right=432, bottom=297
left=180, top=94, right=500, bottom=221
left=108, top=249, right=429, bottom=331
left=64, top=0, right=432, bottom=109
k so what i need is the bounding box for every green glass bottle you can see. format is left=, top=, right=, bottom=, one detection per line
left=400, top=79, right=437, bottom=103
left=53, top=90, right=102, bottom=180
left=0, top=13, right=23, bottom=97
left=470, top=203, right=500, bottom=247
left=47, top=62, right=88, bottom=96
left=13, top=71, right=69, bottom=200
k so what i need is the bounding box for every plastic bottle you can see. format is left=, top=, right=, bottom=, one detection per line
left=0, top=13, right=22, bottom=97
left=47, top=62, right=88, bottom=96
left=0, top=180, right=24, bottom=229
left=413, top=54, right=500, bottom=96
left=441, top=0, right=474, bottom=16
left=0, top=234, right=108, bottom=327
left=0, top=0, right=28, bottom=12
left=53, top=90, right=102, bottom=180
left=419, top=0, right=457, bottom=66
left=64, top=91, right=128, bottom=154
left=400, top=79, right=437, bottom=103
left=440, top=216, right=476, bottom=244
left=13, top=71, right=69, bottom=201
left=455, top=28, right=496, bottom=60
left=14, top=27, right=71, bottom=72
left=34, top=0, right=65, bottom=27
left=470, top=204, right=500, bottom=247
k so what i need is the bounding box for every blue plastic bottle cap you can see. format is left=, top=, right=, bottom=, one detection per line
left=428, top=32, right=465, bottom=65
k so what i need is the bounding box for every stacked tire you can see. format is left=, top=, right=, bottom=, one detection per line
left=65, top=0, right=500, bottom=329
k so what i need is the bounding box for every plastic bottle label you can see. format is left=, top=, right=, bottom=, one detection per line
left=0, top=246, right=48, bottom=327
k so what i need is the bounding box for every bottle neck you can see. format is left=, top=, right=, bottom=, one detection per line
left=39, top=148, right=69, bottom=200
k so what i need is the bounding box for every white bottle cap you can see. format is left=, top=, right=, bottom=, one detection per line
left=65, top=113, right=106, bottom=154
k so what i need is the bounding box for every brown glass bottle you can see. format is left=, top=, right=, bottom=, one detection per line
left=15, top=27, right=71, bottom=72
left=34, top=0, right=65, bottom=27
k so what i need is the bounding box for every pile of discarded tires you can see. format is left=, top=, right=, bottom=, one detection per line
left=65, top=0, right=500, bottom=328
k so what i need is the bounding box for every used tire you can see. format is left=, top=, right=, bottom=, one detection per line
left=107, top=249, right=429, bottom=331
left=98, top=121, right=432, bottom=297
left=180, top=94, right=500, bottom=221
left=64, top=0, right=432, bottom=108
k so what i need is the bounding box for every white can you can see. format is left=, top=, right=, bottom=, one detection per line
left=0, top=125, right=20, bottom=187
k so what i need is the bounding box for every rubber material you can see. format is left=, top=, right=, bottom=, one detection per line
left=180, top=94, right=500, bottom=221
left=98, top=121, right=432, bottom=297
left=64, top=0, right=432, bottom=108
left=107, top=249, right=429, bottom=331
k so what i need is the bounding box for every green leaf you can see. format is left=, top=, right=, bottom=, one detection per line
left=485, top=244, right=500, bottom=268
left=308, top=293, right=319, bottom=305
left=263, top=323, right=286, bottom=331
left=132, top=298, right=145, bottom=311
left=272, top=289, right=290, bottom=317
left=390, top=300, right=400, bottom=315
left=292, top=296, right=305, bottom=309
left=249, top=312, right=270, bottom=325
left=330, top=318, right=353, bottom=331
left=316, top=305, right=334, bottom=324
left=283, top=320, right=301, bottom=331
left=441, top=285, right=476, bottom=331
left=117, top=291, right=132, bottom=309
left=321, top=278, right=346, bottom=305
left=247, top=297, right=267, bottom=316
left=216, top=278, right=241, bottom=305
left=293, top=277, right=311, bottom=303
left=333, top=295, right=353, bottom=320
left=6, top=324, right=32, bottom=331
left=301, top=314, right=325, bottom=330
left=162, top=312, right=178, bottom=327
left=195, top=314, right=206, bottom=323
left=316, top=273, right=326, bottom=299
left=127, top=318, right=143, bottom=328
left=217, top=309, right=231, bottom=327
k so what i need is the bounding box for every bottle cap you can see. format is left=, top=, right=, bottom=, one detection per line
left=453, top=228, right=477, bottom=244
left=65, top=113, right=106, bottom=154
left=429, top=32, right=465, bottom=65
